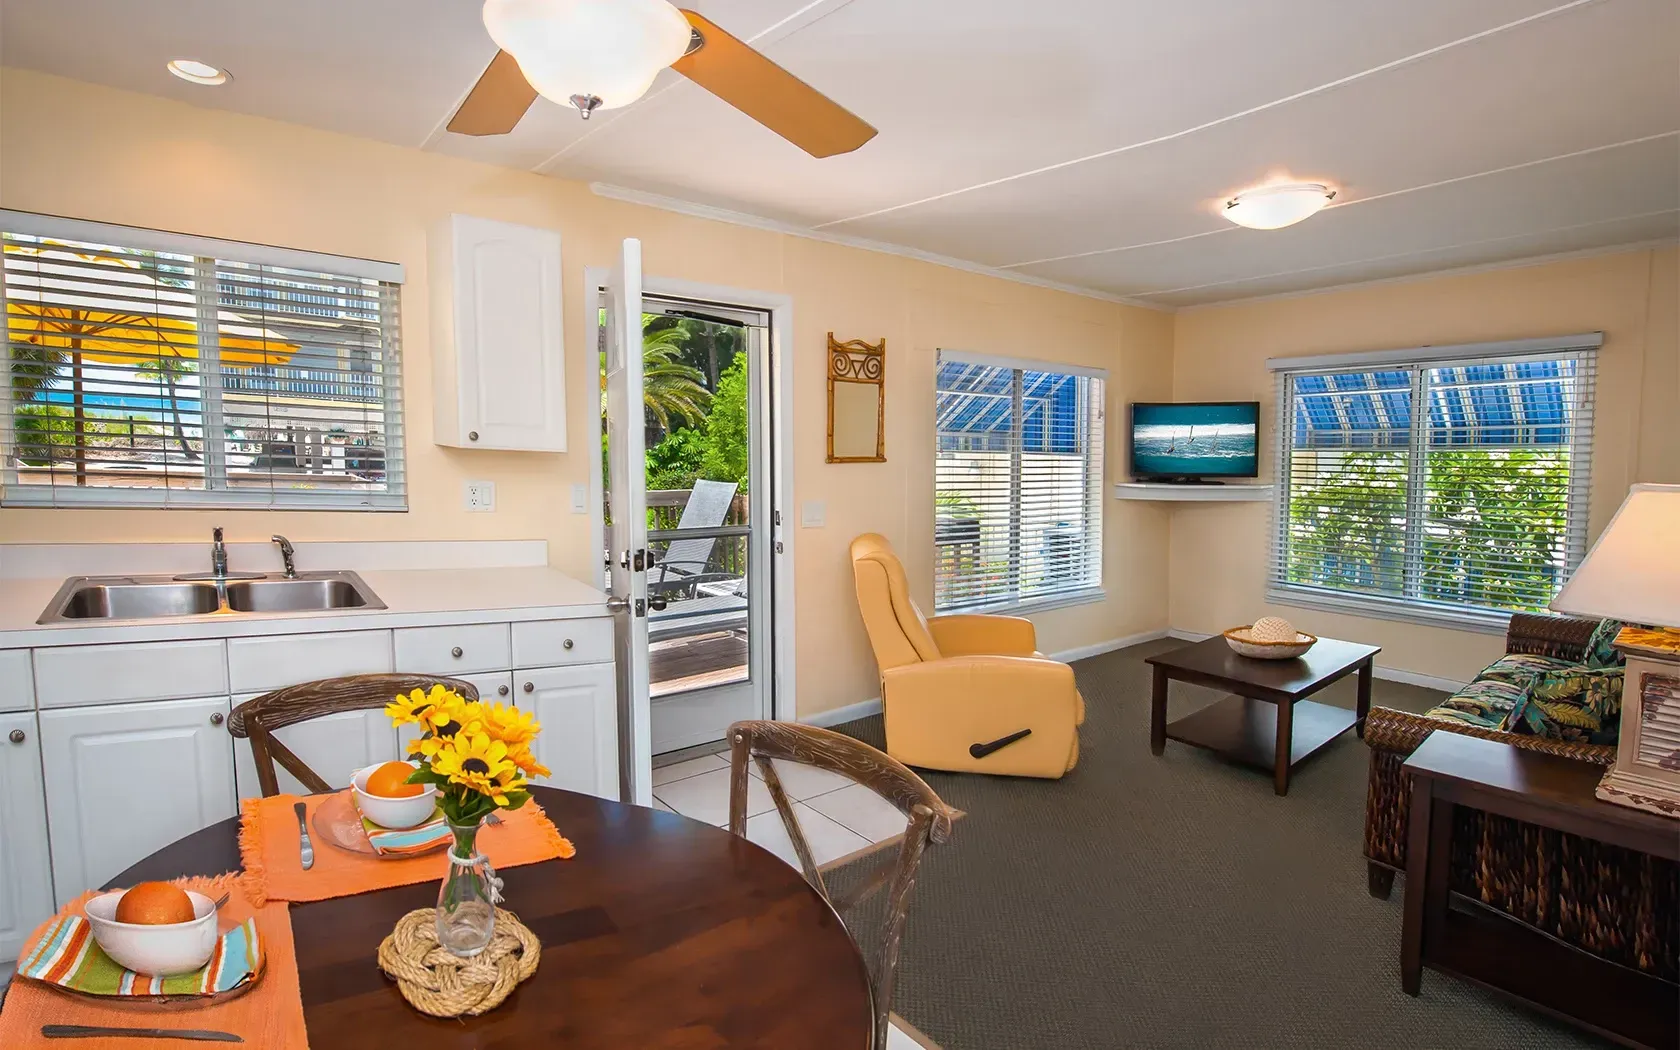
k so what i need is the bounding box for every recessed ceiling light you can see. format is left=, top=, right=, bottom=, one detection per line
left=167, top=59, right=230, bottom=86
left=1222, top=183, right=1336, bottom=230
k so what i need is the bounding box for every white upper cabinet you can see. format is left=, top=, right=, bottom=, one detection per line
left=431, top=214, right=567, bottom=452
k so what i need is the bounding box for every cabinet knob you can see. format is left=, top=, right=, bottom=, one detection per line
left=209, top=712, right=225, bottom=726
left=468, top=431, right=479, bottom=442
left=522, top=682, right=534, bottom=694
left=497, top=685, right=510, bottom=697
left=451, top=646, right=464, bottom=658
left=8, top=729, right=23, bottom=744
left=563, top=638, right=574, bottom=650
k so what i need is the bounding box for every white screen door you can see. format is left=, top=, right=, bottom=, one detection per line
left=603, top=239, right=653, bottom=806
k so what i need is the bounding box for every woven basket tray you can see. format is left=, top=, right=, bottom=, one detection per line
left=1222, top=625, right=1317, bottom=660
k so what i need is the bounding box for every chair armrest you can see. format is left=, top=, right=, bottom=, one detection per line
left=1505, top=612, right=1597, bottom=662
left=1363, top=705, right=1616, bottom=765
left=926, top=614, right=1038, bottom=656
left=881, top=656, right=1077, bottom=776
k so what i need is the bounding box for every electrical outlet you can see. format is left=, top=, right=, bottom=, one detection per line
left=464, top=481, right=496, bottom=512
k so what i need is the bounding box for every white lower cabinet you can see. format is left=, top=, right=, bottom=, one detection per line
left=0, top=712, right=55, bottom=965
left=38, top=697, right=236, bottom=906
left=233, top=703, right=401, bottom=800
left=520, top=663, right=617, bottom=800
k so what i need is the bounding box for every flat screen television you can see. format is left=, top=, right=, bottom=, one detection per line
left=1129, top=401, right=1259, bottom=481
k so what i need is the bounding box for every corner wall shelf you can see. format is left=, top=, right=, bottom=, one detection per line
left=1114, top=483, right=1274, bottom=502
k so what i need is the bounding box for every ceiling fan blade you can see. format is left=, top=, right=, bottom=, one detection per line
left=671, top=10, right=876, bottom=159
left=447, top=50, right=539, bottom=136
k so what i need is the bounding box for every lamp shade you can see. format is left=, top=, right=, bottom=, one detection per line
left=1549, top=483, right=1680, bottom=627
left=482, top=0, right=692, bottom=112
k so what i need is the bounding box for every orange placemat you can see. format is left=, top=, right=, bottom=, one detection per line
left=0, top=874, right=306, bottom=1050
left=240, top=793, right=575, bottom=905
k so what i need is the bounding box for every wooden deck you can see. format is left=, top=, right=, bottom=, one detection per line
left=650, top=630, right=748, bottom=698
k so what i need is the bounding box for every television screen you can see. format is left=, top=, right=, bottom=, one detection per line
left=1130, top=402, right=1259, bottom=479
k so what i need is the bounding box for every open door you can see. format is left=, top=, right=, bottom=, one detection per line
left=603, top=239, right=653, bottom=806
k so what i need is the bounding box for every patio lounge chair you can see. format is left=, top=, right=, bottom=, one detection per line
left=649, top=479, right=740, bottom=598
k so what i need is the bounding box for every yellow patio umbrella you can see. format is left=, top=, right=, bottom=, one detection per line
left=5, top=241, right=299, bottom=484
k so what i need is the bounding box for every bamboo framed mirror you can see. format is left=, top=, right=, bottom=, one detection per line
left=827, top=333, right=885, bottom=463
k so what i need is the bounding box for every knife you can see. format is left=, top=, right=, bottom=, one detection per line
left=43, top=1025, right=243, bottom=1042
left=294, top=800, right=314, bottom=870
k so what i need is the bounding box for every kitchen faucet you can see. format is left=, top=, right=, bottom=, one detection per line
left=211, top=527, right=228, bottom=580
left=272, top=535, right=297, bottom=579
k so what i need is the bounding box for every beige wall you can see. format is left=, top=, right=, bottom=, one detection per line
left=0, top=69, right=1174, bottom=718
left=1169, top=247, right=1680, bottom=683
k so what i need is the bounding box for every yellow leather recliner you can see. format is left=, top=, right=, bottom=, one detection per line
left=850, top=533, right=1083, bottom=778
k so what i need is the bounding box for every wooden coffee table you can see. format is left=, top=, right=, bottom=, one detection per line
left=1146, top=634, right=1379, bottom=795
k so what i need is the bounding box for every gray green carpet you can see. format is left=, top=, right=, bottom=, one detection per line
left=829, top=638, right=1610, bottom=1050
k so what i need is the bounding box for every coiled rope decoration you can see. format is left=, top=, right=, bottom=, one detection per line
left=376, top=907, right=541, bottom=1017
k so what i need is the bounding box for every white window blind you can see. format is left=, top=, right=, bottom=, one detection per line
left=935, top=351, right=1105, bottom=613
left=2, top=212, right=405, bottom=510
left=1269, top=336, right=1597, bottom=629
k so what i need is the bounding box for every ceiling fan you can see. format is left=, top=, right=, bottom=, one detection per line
left=448, top=0, right=877, bottom=159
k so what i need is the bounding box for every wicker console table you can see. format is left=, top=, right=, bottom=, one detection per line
left=1402, top=731, right=1679, bottom=1050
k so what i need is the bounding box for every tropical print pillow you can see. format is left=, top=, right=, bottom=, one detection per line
left=1504, top=666, right=1624, bottom=744
left=1583, top=619, right=1627, bottom=669
left=1478, top=653, right=1579, bottom=683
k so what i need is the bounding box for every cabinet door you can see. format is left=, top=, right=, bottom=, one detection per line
left=0, top=712, right=55, bottom=965
left=39, top=698, right=236, bottom=904
left=233, top=703, right=400, bottom=800
left=448, top=215, right=566, bottom=451
left=520, top=664, right=618, bottom=801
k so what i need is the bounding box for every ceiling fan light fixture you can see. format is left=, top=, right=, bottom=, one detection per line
left=1222, top=183, right=1336, bottom=230
left=167, top=59, right=229, bottom=86
left=482, top=0, right=692, bottom=115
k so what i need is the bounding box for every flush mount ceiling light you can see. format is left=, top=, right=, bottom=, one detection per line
left=1222, top=183, right=1336, bottom=230
left=482, top=0, right=693, bottom=115
left=167, top=59, right=229, bottom=85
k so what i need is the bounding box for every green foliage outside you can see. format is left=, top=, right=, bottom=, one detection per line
left=13, top=403, right=161, bottom=466
left=1285, top=448, right=1571, bottom=613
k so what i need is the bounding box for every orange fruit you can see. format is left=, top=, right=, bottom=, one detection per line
left=365, top=760, right=424, bottom=798
left=115, top=882, right=196, bottom=925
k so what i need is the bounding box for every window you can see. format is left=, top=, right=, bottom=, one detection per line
left=1270, top=335, right=1598, bottom=629
left=934, top=351, right=1105, bottom=612
left=2, top=211, right=405, bottom=509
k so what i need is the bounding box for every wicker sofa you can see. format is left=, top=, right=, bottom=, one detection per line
left=1362, top=612, right=1678, bottom=983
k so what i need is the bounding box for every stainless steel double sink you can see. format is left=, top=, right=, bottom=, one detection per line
left=38, top=571, right=386, bottom=624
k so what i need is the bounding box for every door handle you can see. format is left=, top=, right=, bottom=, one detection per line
left=648, top=596, right=668, bottom=612
left=606, top=596, right=630, bottom=613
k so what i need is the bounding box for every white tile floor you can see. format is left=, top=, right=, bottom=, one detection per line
left=651, top=754, right=911, bottom=870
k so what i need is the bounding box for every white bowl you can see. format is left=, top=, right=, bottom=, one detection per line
left=84, top=889, right=218, bottom=977
left=351, top=761, right=438, bottom=830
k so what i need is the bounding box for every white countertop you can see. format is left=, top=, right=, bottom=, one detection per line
left=0, top=565, right=610, bottom=650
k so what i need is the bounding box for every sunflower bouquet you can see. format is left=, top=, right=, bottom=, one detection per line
left=384, top=685, right=551, bottom=829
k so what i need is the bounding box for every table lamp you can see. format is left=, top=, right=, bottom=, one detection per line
left=1549, top=483, right=1680, bottom=817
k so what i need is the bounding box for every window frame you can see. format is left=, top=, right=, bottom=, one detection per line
left=934, top=350, right=1106, bottom=616
left=1267, top=334, right=1600, bottom=633
left=0, top=210, right=407, bottom=511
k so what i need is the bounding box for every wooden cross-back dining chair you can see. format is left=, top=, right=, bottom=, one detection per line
left=726, top=720, right=955, bottom=1049
left=228, top=673, right=480, bottom=798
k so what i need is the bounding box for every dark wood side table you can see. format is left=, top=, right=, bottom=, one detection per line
left=1146, top=635, right=1379, bottom=795
left=1401, top=731, right=1680, bottom=1050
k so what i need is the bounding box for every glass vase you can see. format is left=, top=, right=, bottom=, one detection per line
left=436, top=820, right=502, bottom=958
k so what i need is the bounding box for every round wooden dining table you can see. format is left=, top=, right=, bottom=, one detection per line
left=110, top=785, right=875, bottom=1049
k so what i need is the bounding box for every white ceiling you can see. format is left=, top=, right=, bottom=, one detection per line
left=4, top=0, right=1676, bottom=308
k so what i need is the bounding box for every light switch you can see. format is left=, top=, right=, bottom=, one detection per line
left=800, top=501, right=826, bottom=528
left=571, top=483, right=588, bottom=513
